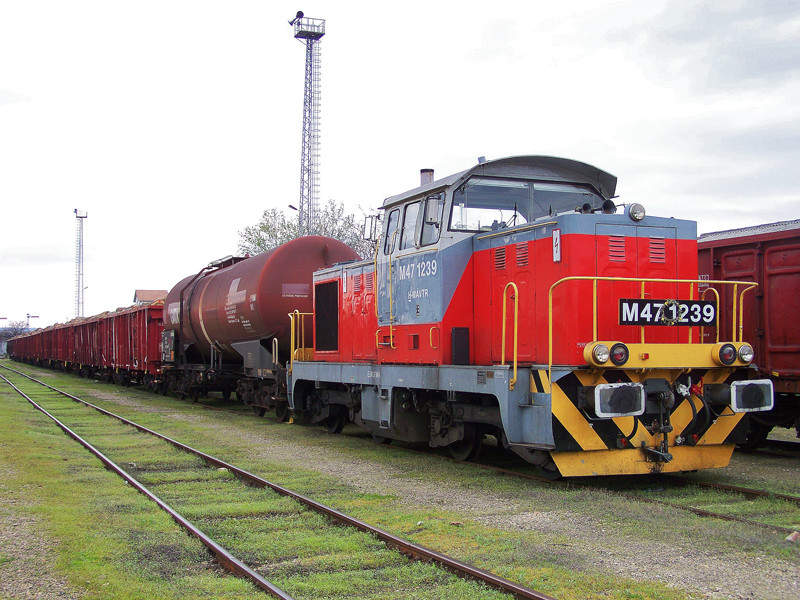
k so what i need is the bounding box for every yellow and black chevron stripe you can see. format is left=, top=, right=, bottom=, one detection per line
left=545, top=368, right=748, bottom=476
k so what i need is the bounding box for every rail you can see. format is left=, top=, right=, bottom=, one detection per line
left=547, top=276, right=758, bottom=381
left=500, top=282, right=519, bottom=391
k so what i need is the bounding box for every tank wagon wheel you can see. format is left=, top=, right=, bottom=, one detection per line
left=275, top=400, right=290, bottom=423
left=252, top=406, right=267, bottom=417
left=325, top=407, right=347, bottom=435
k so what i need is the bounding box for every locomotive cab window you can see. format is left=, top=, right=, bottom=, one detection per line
left=449, top=177, right=605, bottom=232
left=400, top=201, right=421, bottom=250
left=384, top=209, right=400, bottom=254
left=420, top=194, right=444, bottom=246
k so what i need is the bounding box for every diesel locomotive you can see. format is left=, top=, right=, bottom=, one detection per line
left=9, top=155, right=775, bottom=477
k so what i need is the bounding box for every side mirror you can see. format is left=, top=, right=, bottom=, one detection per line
left=363, top=215, right=379, bottom=241
left=424, top=195, right=442, bottom=225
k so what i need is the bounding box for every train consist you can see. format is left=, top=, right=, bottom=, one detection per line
left=9, top=156, right=776, bottom=477
left=698, top=220, right=800, bottom=446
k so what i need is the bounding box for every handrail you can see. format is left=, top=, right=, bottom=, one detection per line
left=287, top=310, right=313, bottom=373
left=429, top=326, right=439, bottom=349
left=700, top=286, right=721, bottom=343
left=547, top=276, right=758, bottom=382
left=500, top=282, right=519, bottom=391
left=376, top=231, right=398, bottom=349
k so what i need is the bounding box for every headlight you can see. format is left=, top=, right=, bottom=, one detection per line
left=628, top=203, right=646, bottom=221
left=592, top=344, right=610, bottom=364
left=738, top=344, right=754, bottom=363
left=718, top=343, right=737, bottom=366
left=610, top=343, right=629, bottom=366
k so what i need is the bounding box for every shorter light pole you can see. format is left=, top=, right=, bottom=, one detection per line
left=26, top=314, right=39, bottom=328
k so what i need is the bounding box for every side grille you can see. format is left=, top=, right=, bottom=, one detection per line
left=353, top=276, right=362, bottom=293
left=608, top=235, right=626, bottom=262
left=494, top=247, right=506, bottom=270
left=649, top=237, right=666, bottom=263
left=365, top=272, right=374, bottom=291
left=516, top=242, right=529, bottom=267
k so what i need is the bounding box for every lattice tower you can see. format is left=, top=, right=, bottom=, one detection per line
left=292, top=15, right=325, bottom=235
left=74, top=209, right=87, bottom=318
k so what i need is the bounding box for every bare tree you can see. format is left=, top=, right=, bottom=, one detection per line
left=0, top=320, right=29, bottom=343
left=238, top=199, right=374, bottom=259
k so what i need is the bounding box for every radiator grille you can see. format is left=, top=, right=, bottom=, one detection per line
left=365, top=272, right=374, bottom=291
left=353, top=276, right=362, bottom=293
left=516, top=242, right=529, bottom=267
left=494, top=247, right=506, bottom=270
left=649, top=237, right=666, bottom=263
left=608, top=235, right=626, bottom=262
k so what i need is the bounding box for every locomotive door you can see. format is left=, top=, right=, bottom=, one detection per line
left=490, top=241, right=535, bottom=364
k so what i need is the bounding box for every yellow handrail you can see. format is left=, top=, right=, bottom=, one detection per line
left=700, top=286, right=721, bottom=343
left=547, top=275, right=758, bottom=383
left=500, top=282, right=519, bottom=391
left=287, top=310, right=313, bottom=373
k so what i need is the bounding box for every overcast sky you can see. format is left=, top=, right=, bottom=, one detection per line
left=1, top=0, right=798, bottom=327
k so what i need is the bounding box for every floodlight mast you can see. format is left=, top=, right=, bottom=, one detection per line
left=290, top=11, right=325, bottom=235
left=74, top=209, right=88, bottom=318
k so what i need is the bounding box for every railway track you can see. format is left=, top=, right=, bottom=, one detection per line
left=0, top=364, right=556, bottom=600
left=182, top=387, right=800, bottom=536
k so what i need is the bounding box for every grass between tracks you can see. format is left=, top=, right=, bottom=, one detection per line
left=2, top=360, right=799, bottom=599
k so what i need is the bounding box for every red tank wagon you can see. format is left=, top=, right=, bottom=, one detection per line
left=160, top=236, right=359, bottom=404
left=698, top=220, right=800, bottom=444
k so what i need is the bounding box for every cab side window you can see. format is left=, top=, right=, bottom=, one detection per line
left=384, top=209, right=400, bottom=254
left=420, top=194, right=443, bottom=246
left=400, top=201, right=421, bottom=250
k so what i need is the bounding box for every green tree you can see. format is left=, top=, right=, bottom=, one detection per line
left=237, top=199, right=375, bottom=258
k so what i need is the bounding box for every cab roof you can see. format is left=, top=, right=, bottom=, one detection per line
left=381, top=155, right=617, bottom=209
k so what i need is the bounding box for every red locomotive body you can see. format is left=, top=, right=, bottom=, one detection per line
left=698, top=220, right=800, bottom=443
left=290, top=156, right=774, bottom=476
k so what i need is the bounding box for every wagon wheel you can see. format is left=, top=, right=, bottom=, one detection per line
left=447, top=433, right=484, bottom=461
left=325, top=407, right=347, bottom=435
left=275, top=400, right=290, bottom=423
left=221, top=390, right=232, bottom=401
left=252, top=405, right=266, bottom=417
left=190, top=389, right=200, bottom=403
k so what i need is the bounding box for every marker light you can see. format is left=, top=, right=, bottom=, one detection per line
left=628, top=203, right=646, bottom=221
left=738, top=344, right=754, bottom=363
left=718, top=343, right=737, bottom=366
left=592, top=344, right=610, bottom=364
left=610, top=343, right=629, bottom=366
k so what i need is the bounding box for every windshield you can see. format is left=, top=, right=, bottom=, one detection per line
left=448, top=177, right=605, bottom=232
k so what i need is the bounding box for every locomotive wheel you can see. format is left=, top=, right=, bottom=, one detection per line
left=738, top=418, right=773, bottom=450
left=535, top=458, right=562, bottom=481
left=252, top=405, right=266, bottom=417
left=447, top=433, right=484, bottom=461
left=275, top=401, right=290, bottom=422
left=325, top=407, right=347, bottom=435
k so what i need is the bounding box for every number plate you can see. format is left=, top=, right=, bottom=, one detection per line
left=619, top=299, right=716, bottom=326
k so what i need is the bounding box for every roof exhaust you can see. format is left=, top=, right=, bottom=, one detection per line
left=420, top=168, right=434, bottom=186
